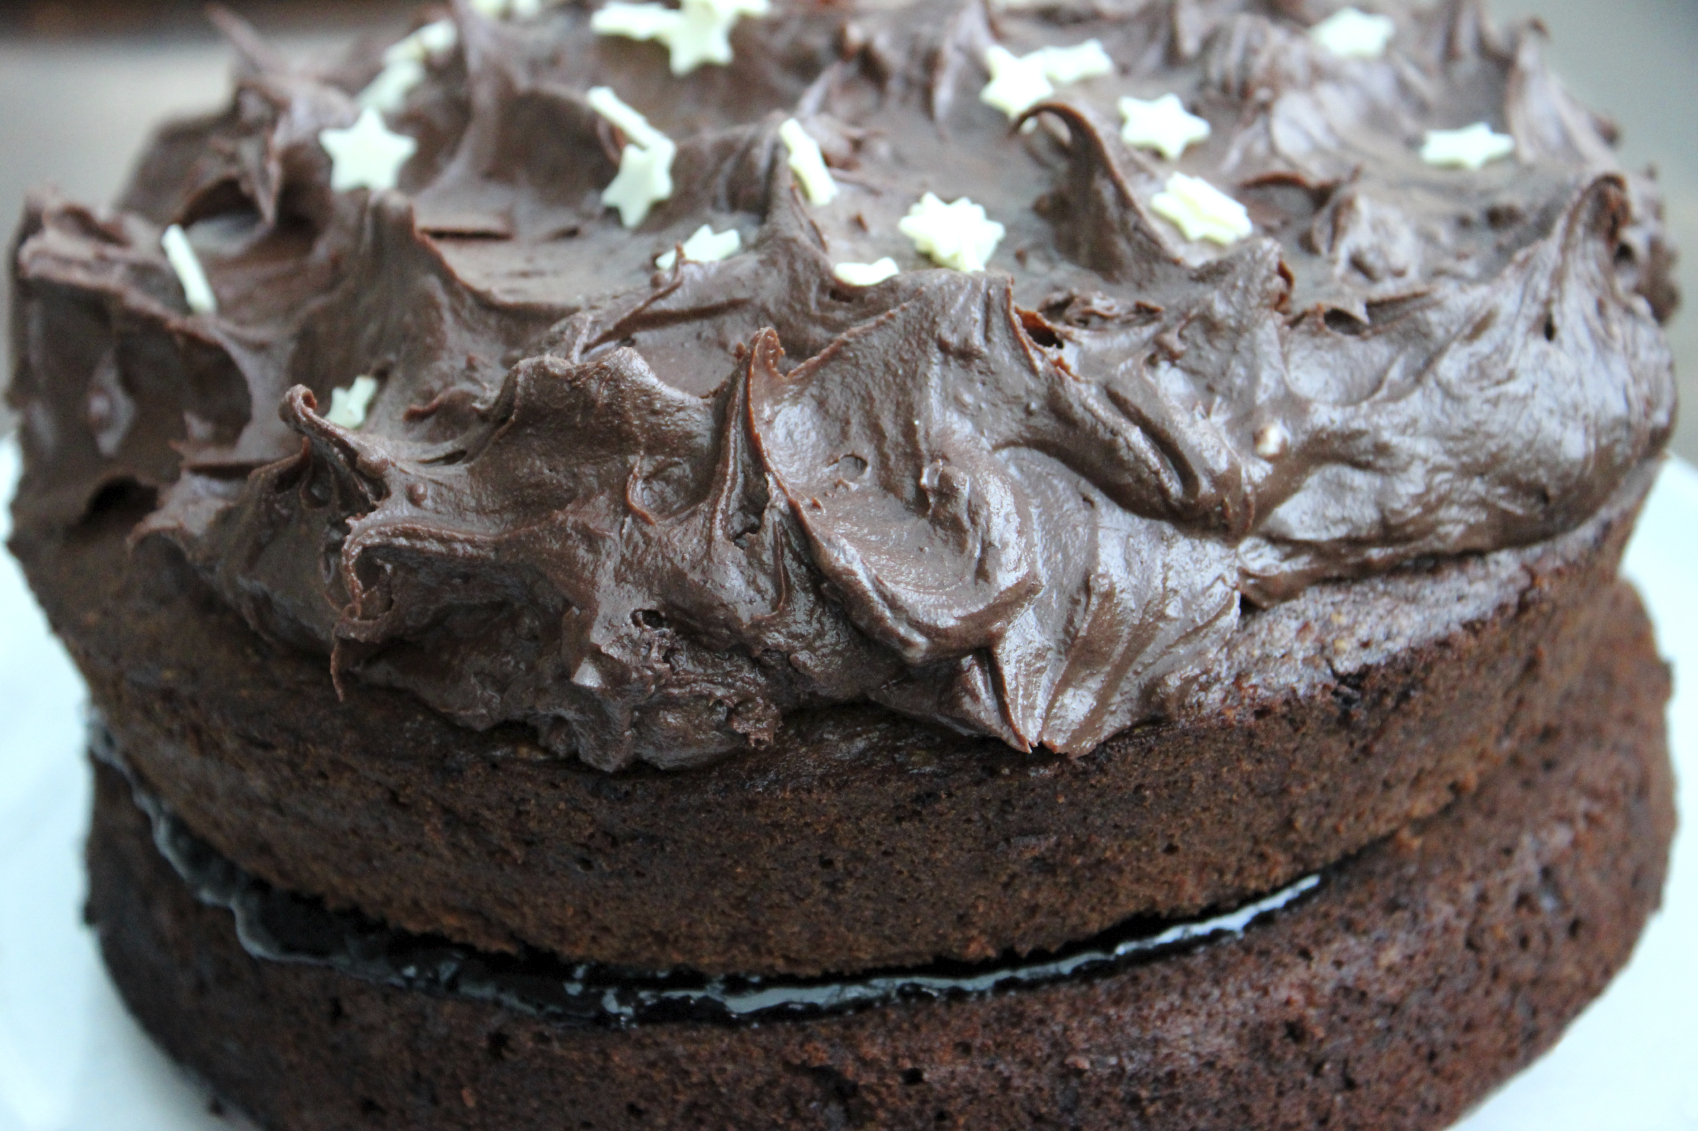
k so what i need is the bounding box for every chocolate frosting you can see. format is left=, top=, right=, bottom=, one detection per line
left=8, top=0, right=1677, bottom=770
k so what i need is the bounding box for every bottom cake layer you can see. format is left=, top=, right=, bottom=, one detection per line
left=85, top=591, right=1675, bottom=1131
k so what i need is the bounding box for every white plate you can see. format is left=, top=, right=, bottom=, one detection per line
left=2, top=442, right=1695, bottom=1131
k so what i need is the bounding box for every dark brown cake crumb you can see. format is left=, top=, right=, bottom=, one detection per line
left=31, top=464, right=1656, bottom=976
left=82, top=583, right=1673, bottom=1130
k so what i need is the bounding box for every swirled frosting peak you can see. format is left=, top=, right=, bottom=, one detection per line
left=9, top=0, right=1677, bottom=770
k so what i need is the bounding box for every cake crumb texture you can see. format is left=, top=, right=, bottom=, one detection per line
left=83, top=582, right=1674, bottom=1131
left=27, top=466, right=1657, bottom=976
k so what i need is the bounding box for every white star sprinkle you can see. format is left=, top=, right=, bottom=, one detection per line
left=160, top=224, right=216, bottom=315
left=602, top=142, right=677, bottom=228
left=1310, top=8, right=1396, bottom=59
left=588, top=86, right=676, bottom=227
left=980, top=39, right=1114, bottom=120
left=1037, top=40, right=1115, bottom=85
left=780, top=119, right=838, bottom=206
left=358, top=59, right=426, bottom=114
left=833, top=258, right=900, bottom=286
left=324, top=376, right=381, bottom=430
left=593, top=2, right=676, bottom=44
left=656, top=224, right=742, bottom=269
left=318, top=108, right=418, bottom=193
left=471, top=0, right=548, bottom=18
left=1118, top=94, right=1211, bottom=160
left=898, top=193, right=1005, bottom=272
left=1254, top=422, right=1289, bottom=460
left=592, top=0, right=770, bottom=76
left=398, top=18, right=458, bottom=60
left=587, top=85, right=665, bottom=149
left=1420, top=123, right=1517, bottom=170
left=359, top=16, right=459, bottom=111
left=1150, top=173, right=1252, bottom=245
left=980, top=47, right=1052, bottom=120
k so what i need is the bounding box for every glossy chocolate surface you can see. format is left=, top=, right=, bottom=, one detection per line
left=9, top=0, right=1677, bottom=768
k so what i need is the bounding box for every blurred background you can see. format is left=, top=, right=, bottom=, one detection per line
left=1, top=0, right=1694, bottom=461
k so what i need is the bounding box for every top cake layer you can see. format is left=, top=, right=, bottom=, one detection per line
left=8, top=0, right=1678, bottom=770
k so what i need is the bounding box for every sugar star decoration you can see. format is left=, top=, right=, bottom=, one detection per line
left=898, top=194, right=1005, bottom=272
left=980, top=39, right=1114, bottom=120
left=592, top=0, right=770, bottom=76
left=1421, top=122, right=1517, bottom=170
left=358, top=19, right=458, bottom=113
left=779, top=119, right=837, bottom=205
left=1039, top=40, right=1115, bottom=84
left=325, top=376, right=381, bottom=430
left=318, top=108, right=418, bottom=193
left=471, top=0, right=547, bottom=18
left=1150, top=173, right=1252, bottom=245
left=395, top=17, right=458, bottom=58
left=656, top=224, right=741, bottom=269
left=1254, top=422, right=1290, bottom=460
left=833, top=258, right=900, bottom=286
left=160, top=224, right=216, bottom=314
left=1309, top=7, right=1397, bottom=60
left=588, top=86, right=677, bottom=228
left=1118, top=94, right=1211, bottom=160
left=358, top=59, right=425, bottom=114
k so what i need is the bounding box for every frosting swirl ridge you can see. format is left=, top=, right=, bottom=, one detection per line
left=8, top=0, right=1677, bottom=769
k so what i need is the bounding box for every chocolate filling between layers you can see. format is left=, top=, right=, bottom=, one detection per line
left=92, top=720, right=1321, bottom=1028
left=80, top=593, right=1675, bottom=1130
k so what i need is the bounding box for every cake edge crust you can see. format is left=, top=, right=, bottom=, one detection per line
left=82, top=582, right=1675, bottom=1131
left=32, top=461, right=1658, bottom=975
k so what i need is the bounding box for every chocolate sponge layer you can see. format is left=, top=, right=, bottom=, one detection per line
left=84, top=581, right=1674, bottom=1131
left=23, top=463, right=1658, bottom=976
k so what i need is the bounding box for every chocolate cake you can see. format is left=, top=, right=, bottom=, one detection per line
left=81, top=590, right=1676, bottom=1129
left=5, top=0, right=1680, bottom=1125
